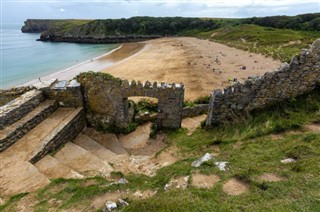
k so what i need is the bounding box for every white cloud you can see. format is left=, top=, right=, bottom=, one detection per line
left=2, top=0, right=319, bottom=23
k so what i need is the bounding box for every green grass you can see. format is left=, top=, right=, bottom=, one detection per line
left=182, top=24, right=320, bottom=62
left=2, top=88, right=320, bottom=211
left=0, top=193, right=29, bottom=211
left=51, top=19, right=92, bottom=36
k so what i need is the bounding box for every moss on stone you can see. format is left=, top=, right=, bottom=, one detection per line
left=76, top=71, right=122, bottom=85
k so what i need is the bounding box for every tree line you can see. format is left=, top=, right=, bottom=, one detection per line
left=243, top=13, right=320, bottom=31
left=67, top=17, right=220, bottom=36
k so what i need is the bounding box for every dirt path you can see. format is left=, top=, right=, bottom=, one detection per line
left=102, top=37, right=281, bottom=101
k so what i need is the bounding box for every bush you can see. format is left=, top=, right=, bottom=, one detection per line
left=135, top=99, right=158, bottom=114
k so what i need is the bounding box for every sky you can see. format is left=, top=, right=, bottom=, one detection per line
left=1, top=0, right=320, bottom=24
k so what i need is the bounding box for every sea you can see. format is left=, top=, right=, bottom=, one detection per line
left=1, top=23, right=118, bottom=89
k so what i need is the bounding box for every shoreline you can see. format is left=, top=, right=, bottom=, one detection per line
left=13, top=37, right=281, bottom=101
left=20, top=44, right=124, bottom=87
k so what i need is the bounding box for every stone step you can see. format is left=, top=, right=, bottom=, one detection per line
left=0, top=89, right=44, bottom=129
left=29, top=108, right=85, bottom=164
left=53, top=142, right=114, bottom=177
left=0, top=108, right=84, bottom=196
left=0, top=100, right=58, bottom=152
left=35, top=155, right=84, bottom=179
left=0, top=160, right=50, bottom=196
left=74, top=133, right=124, bottom=164
left=118, top=122, right=152, bottom=149
left=84, top=128, right=128, bottom=155
left=0, top=108, right=83, bottom=163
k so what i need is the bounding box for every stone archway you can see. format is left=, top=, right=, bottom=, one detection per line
left=77, top=72, right=184, bottom=129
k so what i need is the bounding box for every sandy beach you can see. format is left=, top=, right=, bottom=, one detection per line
left=25, top=37, right=281, bottom=100
left=102, top=37, right=281, bottom=100
left=21, top=44, right=123, bottom=86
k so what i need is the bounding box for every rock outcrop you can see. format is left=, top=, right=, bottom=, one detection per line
left=21, top=19, right=55, bottom=33
left=37, top=34, right=162, bottom=44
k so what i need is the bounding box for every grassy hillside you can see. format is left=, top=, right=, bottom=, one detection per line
left=50, top=20, right=91, bottom=35
left=182, top=24, right=320, bottom=62
left=1, top=88, right=320, bottom=211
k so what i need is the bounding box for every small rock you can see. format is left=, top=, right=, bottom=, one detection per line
left=281, top=158, right=296, bottom=164
left=215, top=162, right=228, bottom=171
left=105, top=201, right=117, bottom=212
left=191, top=153, right=213, bottom=167
left=118, top=199, right=129, bottom=207
left=117, top=178, right=129, bottom=184
left=134, top=191, right=143, bottom=198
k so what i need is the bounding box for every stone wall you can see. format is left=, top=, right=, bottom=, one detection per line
left=0, top=101, right=58, bottom=152
left=45, top=79, right=84, bottom=107
left=182, top=104, right=208, bottom=118
left=206, top=39, right=320, bottom=126
left=0, top=90, right=44, bottom=130
left=0, top=86, right=34, bottom=106
left=77, top=72, right=184, bottom=129
left=29, top=108, right=85, bottom=164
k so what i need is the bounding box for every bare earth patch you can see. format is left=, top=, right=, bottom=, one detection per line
left=305, top=123, right=320, bottom=132
left=118, top=122, right=152, bottom=149
left=181, top=114, right=207, bottom=135
left=11, top=193, right=39, bottom=212
left=191, top=174, right=220, bottom=188
left=114, top=146, right=179, bottom=177
left=132, top=190, right=157, bottom=200
left=164, top=176, right=189, bottom=191
left=223, top=178, right=249, bottom=196
left=270, top=133, right=284, bottom=140
left=86, top=191, right=126, bottom=211
left=257, top=173, right=285, bottom=182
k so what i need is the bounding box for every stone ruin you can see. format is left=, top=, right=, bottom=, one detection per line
left=46, top=72, right=184, bottom=129
left=206, top=39, right=320, bottom=126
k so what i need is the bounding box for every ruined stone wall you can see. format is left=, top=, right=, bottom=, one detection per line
left=29, top=108, right=85, bottom=164
left=77, top=72, right=184, bottom=129
left=0, top=86, right=34, bottom=106
left=182, top=104, right=208, bottom=118
left=206, top=39, right=320, bottom=126
left=0, top=101, right=58, bottom=152
left=45, top=80, right=84, bottom=107
left=0, top=90, right=44, bottom=130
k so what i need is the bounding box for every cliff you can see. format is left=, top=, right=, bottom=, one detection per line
left=21, top=19, right=55, bottom=33
left=25, top=17, right=219, bottom=44
left=21, top=19, right=91, bottom=33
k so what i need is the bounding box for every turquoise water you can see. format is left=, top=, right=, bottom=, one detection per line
left=1, top=23, right=118, bottom=89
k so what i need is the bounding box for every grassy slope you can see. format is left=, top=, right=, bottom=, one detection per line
left=182, top=24, right=320, bottom=62
left=50, top=20, right=92, bottom=36
left=1, top=88, right=320, bottom=211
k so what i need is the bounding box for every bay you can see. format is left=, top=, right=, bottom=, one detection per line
left=1, top=23, right=118, bottom=89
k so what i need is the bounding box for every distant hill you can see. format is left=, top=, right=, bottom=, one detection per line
left=243, top=13, right=320, bottom=31
left=21, top=13, right=320, bottom=62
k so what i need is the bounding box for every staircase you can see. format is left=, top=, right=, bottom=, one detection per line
left=0, top=89, right=85, bottom=196
left=0, top=89, right=182, bottom=197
